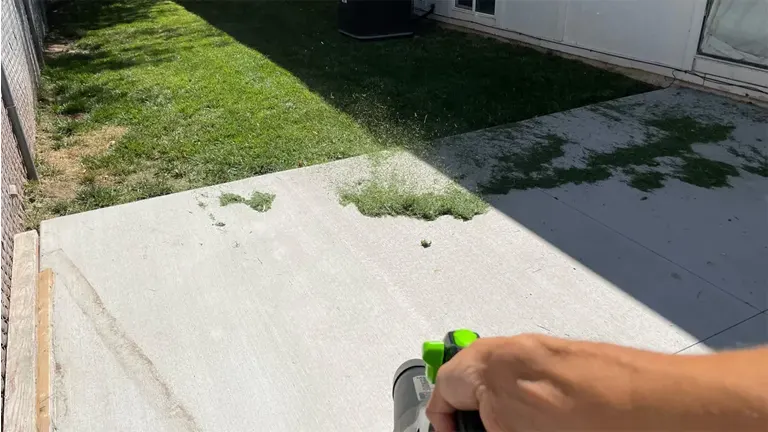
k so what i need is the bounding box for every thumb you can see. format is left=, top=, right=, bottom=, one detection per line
left=426, top=380, right=457, bottom=432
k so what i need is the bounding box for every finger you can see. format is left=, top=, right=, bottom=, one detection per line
left=426, top=381, right=456, bottom=432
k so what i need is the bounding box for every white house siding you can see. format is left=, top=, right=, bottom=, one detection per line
left=428, top=0, right=768, bottom=98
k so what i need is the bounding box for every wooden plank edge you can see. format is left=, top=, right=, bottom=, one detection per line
left=3, top=230, right=40, bottom=432
left=36, top=270, right=53, bottom=432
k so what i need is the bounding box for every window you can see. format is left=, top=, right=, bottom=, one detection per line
left=699, top=0, right=768, bottom=67
left=456, top=0, right=495, bottom=15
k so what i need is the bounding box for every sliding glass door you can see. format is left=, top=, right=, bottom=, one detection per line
left=699, top=0, right=768, bottom=68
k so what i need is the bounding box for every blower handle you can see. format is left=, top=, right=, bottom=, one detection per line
left=422, top=329, right=486, bottom=432
left=456, top=410, right=485, bottom=432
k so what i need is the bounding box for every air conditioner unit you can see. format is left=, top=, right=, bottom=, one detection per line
left=338, top=0, right=415, bottom=40
left=414, top=0, right=436, bottom=13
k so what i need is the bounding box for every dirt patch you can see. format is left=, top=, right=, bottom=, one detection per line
left=46, top=43, right=72, bottom=54
left=38, top=126, right=127, bottom=200
left=44, top=41, right=89, bottom=58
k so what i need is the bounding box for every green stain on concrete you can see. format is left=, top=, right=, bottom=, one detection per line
left=480, top=115, right=740, bottom=194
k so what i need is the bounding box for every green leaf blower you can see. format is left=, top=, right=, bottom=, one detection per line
left=392, top=329, right=486, bottom=432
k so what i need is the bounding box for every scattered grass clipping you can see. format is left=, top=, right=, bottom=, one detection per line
left=626, top=170, right=665, bottom=192
left=340, top=183, right=488, bottom=221
left=728, top=145, right=768, bottom=177
left=219, top=191, right=276, bottom=212
left=479, top=115, right=740, bottom=194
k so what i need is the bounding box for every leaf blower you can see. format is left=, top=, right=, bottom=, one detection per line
left=392, top=329, right=486, bottom=432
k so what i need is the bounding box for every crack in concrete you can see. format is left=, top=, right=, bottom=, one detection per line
left=47, top=250, right=201, bottom=432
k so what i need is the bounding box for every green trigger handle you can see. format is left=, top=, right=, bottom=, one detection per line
left=422, top=329, right=485, bottom=432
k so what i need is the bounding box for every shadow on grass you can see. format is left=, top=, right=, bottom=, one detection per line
left=47, top=0, right=158, bottom=38
left=175, top=0, right=652, bottom=147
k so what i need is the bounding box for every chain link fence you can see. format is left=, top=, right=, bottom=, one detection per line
left=1, top=0, right=46, bottom=409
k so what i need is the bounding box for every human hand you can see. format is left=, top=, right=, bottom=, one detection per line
left=425, top=333, right=768, bottom=432
left=425, top=334, right=578, bottom=432
left=424, top=334, right=656, bottom=432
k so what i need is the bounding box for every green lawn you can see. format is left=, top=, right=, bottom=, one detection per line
left=28, top=0, right=652, bottom=226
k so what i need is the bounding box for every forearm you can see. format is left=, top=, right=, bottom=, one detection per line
left=533, top=336, right=768, bottom=431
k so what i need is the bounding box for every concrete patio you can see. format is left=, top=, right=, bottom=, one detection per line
left=40, top=87, right=766, bottom=431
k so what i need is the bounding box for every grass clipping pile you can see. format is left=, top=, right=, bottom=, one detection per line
left=339, top=155, right=488, bottom=221
left=341, top=183, right=487, bottom=221
left=219, top=191, right=275, bottom=212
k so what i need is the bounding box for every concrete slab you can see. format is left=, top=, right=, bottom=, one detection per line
left=42, top=154, right=759, bottom=431
left=40, top=86, right=767, bottom=430
left=433, top=87, right=767, bottom=309
left=543, top=177, right=767, bottom=309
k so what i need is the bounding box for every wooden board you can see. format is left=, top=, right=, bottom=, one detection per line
left=36, top=269, right=53, bottom=432
left=3, top=231, right=39, bottom=432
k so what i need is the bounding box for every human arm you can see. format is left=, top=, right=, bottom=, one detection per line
left=426, top=334, right=768, bottom=431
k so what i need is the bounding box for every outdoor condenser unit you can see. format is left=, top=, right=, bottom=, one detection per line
left=338, top=0, right=415, bottom=40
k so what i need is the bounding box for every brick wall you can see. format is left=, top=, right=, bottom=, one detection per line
left=1, top=0, right=45, bottom=407
left=3, top=0, right=44, bottom=155
left=1, top=104, right=28, bottom=368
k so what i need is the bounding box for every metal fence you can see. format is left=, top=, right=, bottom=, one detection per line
left=1, top=0, right=46, bottom=406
